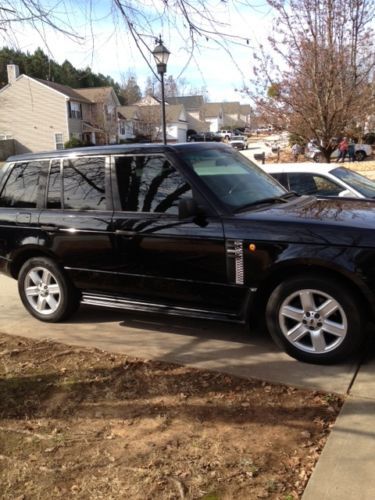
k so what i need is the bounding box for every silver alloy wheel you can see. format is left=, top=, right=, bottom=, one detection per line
left=24, top=266, right=61, bottom=316
left=279, top=288, right=348, bottom=354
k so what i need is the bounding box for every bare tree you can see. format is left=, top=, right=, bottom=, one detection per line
left=2, top=2, right=254, bottom=78
left=0, top=1, right=80, bottom=44
left=250, top=0, right=375, bottom=161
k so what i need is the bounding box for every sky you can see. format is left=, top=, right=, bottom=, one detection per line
left=5, top=0, right=274, bottom=103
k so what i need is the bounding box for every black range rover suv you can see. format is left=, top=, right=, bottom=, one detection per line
left=1, top=142, right=375, bottom=364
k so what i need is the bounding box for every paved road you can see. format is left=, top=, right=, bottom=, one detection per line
left=0, top=275, right=363, bottom=394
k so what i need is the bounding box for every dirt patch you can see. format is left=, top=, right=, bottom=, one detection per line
left=0, top=332, right=343, bottom=499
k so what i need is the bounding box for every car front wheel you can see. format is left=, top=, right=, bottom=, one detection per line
left=18, top=257, right=80, bottom=322
left=266, top=275, right=364, bottom=364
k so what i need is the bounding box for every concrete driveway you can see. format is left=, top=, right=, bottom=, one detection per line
left=0, top=275, right=365, bottom=395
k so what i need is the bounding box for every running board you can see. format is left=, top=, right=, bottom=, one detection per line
left=81, top=293, right=242, bottom=323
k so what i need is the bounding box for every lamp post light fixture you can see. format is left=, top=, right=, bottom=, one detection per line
left=152, top=36, right=170, bottom=145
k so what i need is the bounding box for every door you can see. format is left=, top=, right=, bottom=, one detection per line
left=38, top=156, right=114, bottom=290
left=110, top=153, right=240, bottom=312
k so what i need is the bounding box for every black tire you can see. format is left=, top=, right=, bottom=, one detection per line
left=266, top=275, right=364, bottom=364
left=314, top=152, right=326, bottom=163
left=18, top=257, right=80, bottom=322
left=355, top=151, right=366, bottom=161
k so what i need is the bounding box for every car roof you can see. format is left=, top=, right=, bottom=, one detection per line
left=262, top=163, right=339, bottom=175
left=6, top=142, right=230, bottom=162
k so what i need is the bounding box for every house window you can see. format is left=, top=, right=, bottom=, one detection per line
left=55, top=133, right=64, bottom=150
left=69, top=101, right=82, bottom=119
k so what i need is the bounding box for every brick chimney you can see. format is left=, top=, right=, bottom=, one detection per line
left=7, top=64, right=20, bottom=84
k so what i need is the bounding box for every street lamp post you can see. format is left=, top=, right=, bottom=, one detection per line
left=152, top=36, right=170, bottom=145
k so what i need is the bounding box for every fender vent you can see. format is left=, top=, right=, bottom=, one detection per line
left=226, top=240, right=244, bottom=285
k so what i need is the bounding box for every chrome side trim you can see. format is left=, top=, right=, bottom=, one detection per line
left=81, top=293, right=242, bottom=322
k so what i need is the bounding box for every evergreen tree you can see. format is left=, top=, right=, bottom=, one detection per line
left=120, top=73, right=142, bottom=105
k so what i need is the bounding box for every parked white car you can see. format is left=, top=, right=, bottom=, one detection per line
left=306, top=144, right=372, bottom=162
left=262, top=163, right=375, bottom=199
left=216, top=130, right=233, bottom=140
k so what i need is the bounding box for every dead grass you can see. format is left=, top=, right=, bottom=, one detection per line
left=0, top=332, right=343, bottom=499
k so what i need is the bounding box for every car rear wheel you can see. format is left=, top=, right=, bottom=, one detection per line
left=266, top=275, right=364, bottom=364
left=355, top=151, right=366, bottom=161
left=18, top=257, right=80, bottom=322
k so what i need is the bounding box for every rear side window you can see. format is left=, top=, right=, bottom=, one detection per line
left=63, top=157, right=106, bottom=210
left=0, top=161, right=47, bottom=208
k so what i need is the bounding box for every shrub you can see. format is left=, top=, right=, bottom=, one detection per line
left=64, top=137, right=84, bottom=149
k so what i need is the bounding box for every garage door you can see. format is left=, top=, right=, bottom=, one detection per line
left=177, top=128, right=187, bottom=143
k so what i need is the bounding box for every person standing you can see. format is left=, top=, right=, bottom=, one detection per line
left=348, top=139, right=355, bottom=162
left=337, top=137, right=349, bottom=162
left=291, top=143, right=301, bottom=162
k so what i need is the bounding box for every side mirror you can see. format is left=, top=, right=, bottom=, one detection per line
left=178, top=198, right=199, bottom=219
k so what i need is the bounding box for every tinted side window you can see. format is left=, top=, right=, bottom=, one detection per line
left=0, top=161, right=46, bottom=208
left=63, top=157, right=106, bottom=210
left=115, top=155, right=192, bottom=214
left=288, top=173, right=318, bottom=195
left=271, top=173, right=289, bottom=189
left=288, top=173, right=342, bottom=196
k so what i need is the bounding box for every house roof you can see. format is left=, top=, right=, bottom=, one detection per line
left=117, top=106, right=139, bottom=120
left=240, top=104, right=251, bottom=114
left=166, top=95, right=204, bottom=110
left=34, top=78, right=92, bottom=103
left=186, top=112, right=209, bottom=132
left=122, top=104, right=186, bottom=123
left=73, top=87, right=120, bottom=105
left=202, top=102, right=223, bottom=117
left=222, top=102, right=241, bottom=114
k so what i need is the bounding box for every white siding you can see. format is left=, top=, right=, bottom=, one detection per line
left=0, top=76, right=69, bottom=154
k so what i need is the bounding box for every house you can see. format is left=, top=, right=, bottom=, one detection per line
left=73, top=87, right=120, bottom=144
left=118, top=102, right=188, bottom=143
left=166, top=95, right=208, bottom=133
left=165, top=96, right=252, bottom=134
left=203, top=102, right=252, bottom=132
left=117, top=106, right=140, bottom=141
left=0, top=64, right=119, bottom=154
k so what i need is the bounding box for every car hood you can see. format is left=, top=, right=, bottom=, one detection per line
left=234, top=195, right=375, bottom=247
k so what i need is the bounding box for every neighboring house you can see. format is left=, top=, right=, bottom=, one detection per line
left=73, top=87, right=120, bottom=144
left=117, top=106, right=139, bottom=141
left=0, top=64, right=92, bottom=154
left=166, top=95, right=207, bottom=133
left=119, top=94, right=251, bottom=143
left=203, top=102, right=252, bottom=132
left=0, top=64, right=120, bottom=154
left=118, top=103, right=188, bottom=142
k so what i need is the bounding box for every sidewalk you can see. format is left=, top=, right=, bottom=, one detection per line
left=303, top=339, right=375, bottom=499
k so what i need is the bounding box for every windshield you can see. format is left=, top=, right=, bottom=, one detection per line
left=332, top=167, right=375, bottom=198
left=179, top=146, right=286, bottom=210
